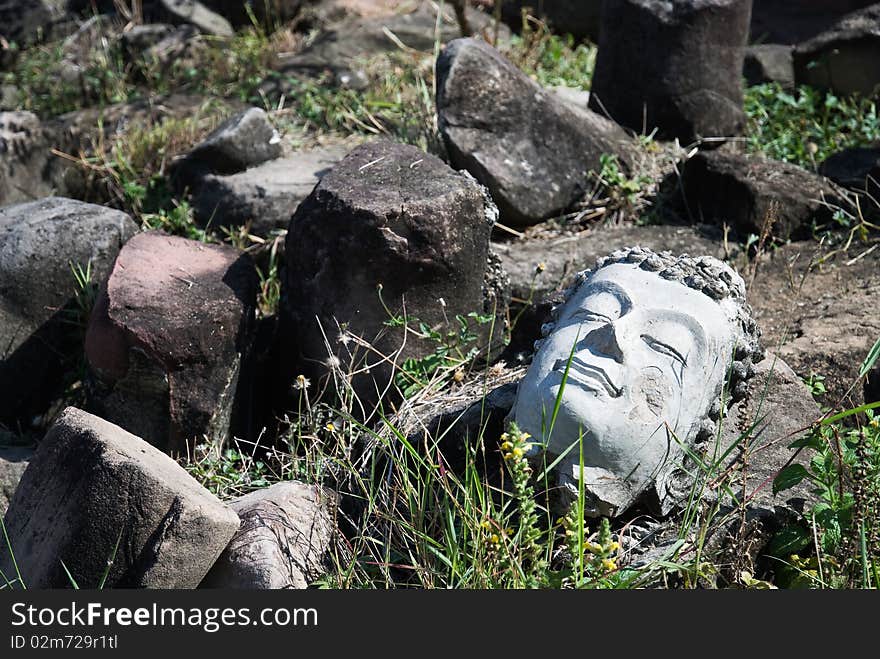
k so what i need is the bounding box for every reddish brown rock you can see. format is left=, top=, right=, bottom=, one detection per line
left=85, top=231, right=257, bottom=454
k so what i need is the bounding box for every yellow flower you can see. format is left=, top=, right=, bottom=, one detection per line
left=602, top=559, right=617, bottom=572
left=325, top=422, right=336, bottom=433
left=293, top=374, right=310, bottom=390
left=490, top=534, right=500, bottom=544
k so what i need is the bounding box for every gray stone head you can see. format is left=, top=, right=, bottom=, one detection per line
left=511, top=247, right=762, bottom=517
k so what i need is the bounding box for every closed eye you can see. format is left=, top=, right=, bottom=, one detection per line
left=572, top=309, right=613, bottom=324
left=641, top=334, right=688, bottom=366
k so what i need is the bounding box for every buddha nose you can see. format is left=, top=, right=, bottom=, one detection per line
left=581, top=321, right=624, bottom=363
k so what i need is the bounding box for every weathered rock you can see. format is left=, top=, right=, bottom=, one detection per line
left=0, top=407, right=240, bottom=589
left=0, top=198, right=137, bottom=425
left=750, top=0, right=875, bottom=44
left=157, top=0, right=234, bottom=37
left=436, top=37, right=634, bottom=228
left=268, top=4, right=506, bottom=92
left=681, top=150, right=842, bottom=241
left=819, top=147, right=880, bottom=198
left=719, top=354, right=820, bottom=514
left=176, top=107, right=282, bottom=185
left=191, top=146, right=348, bottom=236
left=743, top=44, right=794, bottom=89
left=201, top=482, right=336, bottom=589
left=589, top=0, right=751, bottom=144
left=284, top=139, right=505, bottom=413
left=747, top=239, right=880, bottom=407
left=85, top=231, right=258, bottom=454
left=0, top=112, right=70, bottom=206
left=794, top=4, right=880, bottom=97
left=0, top=445, right=32, bottom=518
left=501, top=1, right=601, bottom=41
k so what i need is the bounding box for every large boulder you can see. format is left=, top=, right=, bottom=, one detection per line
left=589, top=0, right=752, bottom=144
left=436, top=37, right=634, bottom=228
left=84, top=232, right=258, bottom=455
left=201, top=482, right=337, bottom=589
left=794, top=4, right=880, bottom=96
left=191, top=146, right=348, bottom=236
left=680, top=150, right=842, bottom=241
left=0, top=407, right=240, bottom=589
left=284, top=139, right=506, bottom=413
left=0, top=445, right=32, bottom=518
left=0, top=198, right=137, bottom=426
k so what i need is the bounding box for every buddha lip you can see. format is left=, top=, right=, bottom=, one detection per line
left=554, top=358, right=622, bottom=398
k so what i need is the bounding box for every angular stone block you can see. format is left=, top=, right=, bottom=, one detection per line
left=0, top=408, right=240, bottom=589
left=85, top=231, right=257, bottom=454
left=201, top=482, right=336, bottom=589
left=590, top=0, right=752, bottom=143
left=284, top=139, right=506, bottom=412
left=0, top=197, right=137, bottom=425
left=437, top=37, right=634, bottom=227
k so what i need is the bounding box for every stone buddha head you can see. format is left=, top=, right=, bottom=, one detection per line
left=511, top=247, right=762, bottom=517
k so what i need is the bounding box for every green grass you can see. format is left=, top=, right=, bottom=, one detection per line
left=744, top=83, right=880, bottom=169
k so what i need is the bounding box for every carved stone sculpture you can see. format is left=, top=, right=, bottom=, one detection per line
left=511, top=247, right=762, bottom=517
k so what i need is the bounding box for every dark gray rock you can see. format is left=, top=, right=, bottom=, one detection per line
left=191, top=146, right=347, bottom=236
left=157, top=0, right=234, bottom=37
left=794, top=3, right=880, bottom=96
left=84, top=231, right=258, bottom=455
left=681, top=150, right=842, bottom=241
left=0, top=197, right=137, bottom=425
left=502, top=1, right=601, bottom=41
left=0, top=445, right=32, bottom=518
left=819, top=146, right=880, bottom=198
left=0, top=407, right=240, bottom=589
left=589, top=0, right=752, bottom=144
left=179, top=107, right=282, bottom=182
left=201, top=482, right=337, bottom=589
left=750, top=0, right=875, bottom=45
left=284, top=139, right=506, bottom=414
left=744, top=44, right=794, bottom=89
left=437, top=37, right=634, bottom=228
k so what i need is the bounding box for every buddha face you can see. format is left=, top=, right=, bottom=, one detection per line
left=512, top=262, right=741, bottom=516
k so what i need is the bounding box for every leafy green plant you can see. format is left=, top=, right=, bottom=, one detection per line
left=504, top=16, right=596, bottom=90
left=387, top=310, right=495, bottom=398
left=771, top=341, right=880, bottom=588
left=744, top=83, right=880, bottom=169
